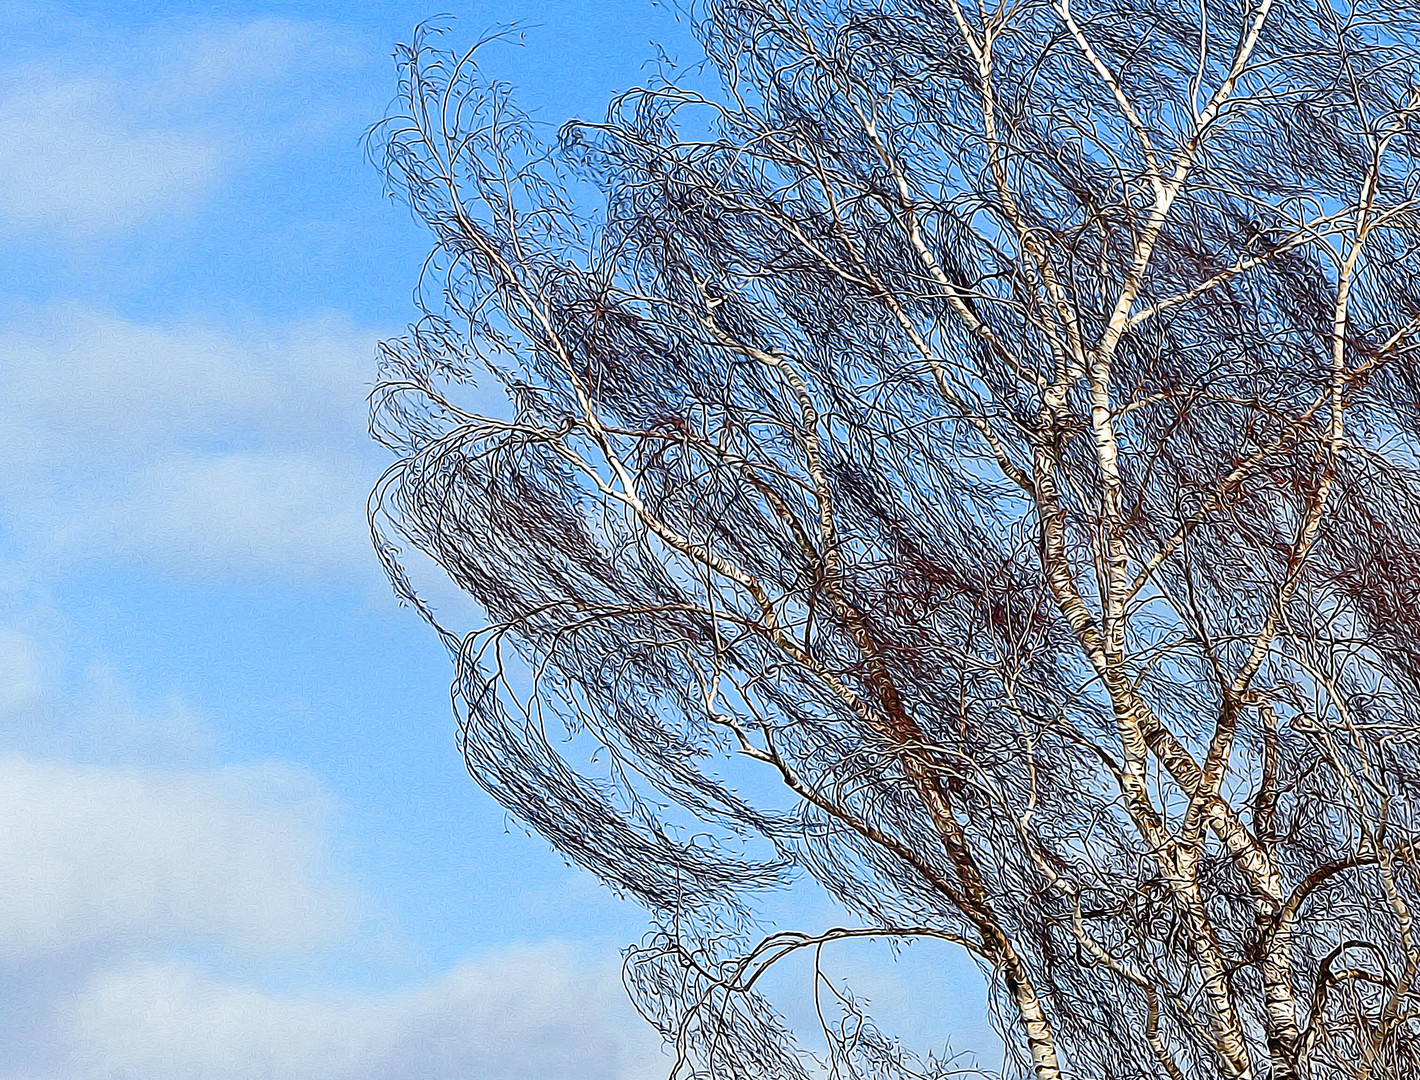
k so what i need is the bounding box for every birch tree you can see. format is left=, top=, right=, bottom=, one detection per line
left=370, top=1, right=1420, bottom=1076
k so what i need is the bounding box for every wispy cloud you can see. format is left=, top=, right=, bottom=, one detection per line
left=0, top=77, right=217, bottom=234
left=0, top=16, right=361, bottom=236
left=0, top=305, right=384, bottom=580
left=76, top=452, right=373, bottom=577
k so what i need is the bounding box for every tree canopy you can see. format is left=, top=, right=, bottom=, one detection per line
left=370, top=1, right=1420, bottom=1076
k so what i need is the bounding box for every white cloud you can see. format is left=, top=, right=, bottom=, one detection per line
left=0, top=750, right=661, bottom=1080
left=0, top=647, right=663, bottom=1080
left=62, top=947, right=656, bottom=1080
left=0, top=306, right=367, bottom=466
left=0, top=308, right=269, bottom=467
left=70, top=452, right=372, bottom=577
left=0, top=755, right=353, bottom=959
left=0, top=12, right=390, bottom=579
left=0, top=78, right=217, bottom=234
left=0, top=16, right=359, bottom=236
left=152, top=17, right=359, bottom=106
left=0, top=10, right=668, bottom=1078
left=0, top=305, right=383, bottom=579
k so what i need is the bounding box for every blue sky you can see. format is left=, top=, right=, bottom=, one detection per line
left=0, top=2, right=993, bottom=1076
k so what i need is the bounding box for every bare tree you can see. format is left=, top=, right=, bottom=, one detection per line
left=369, top=1, right=1420, bottom=1076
